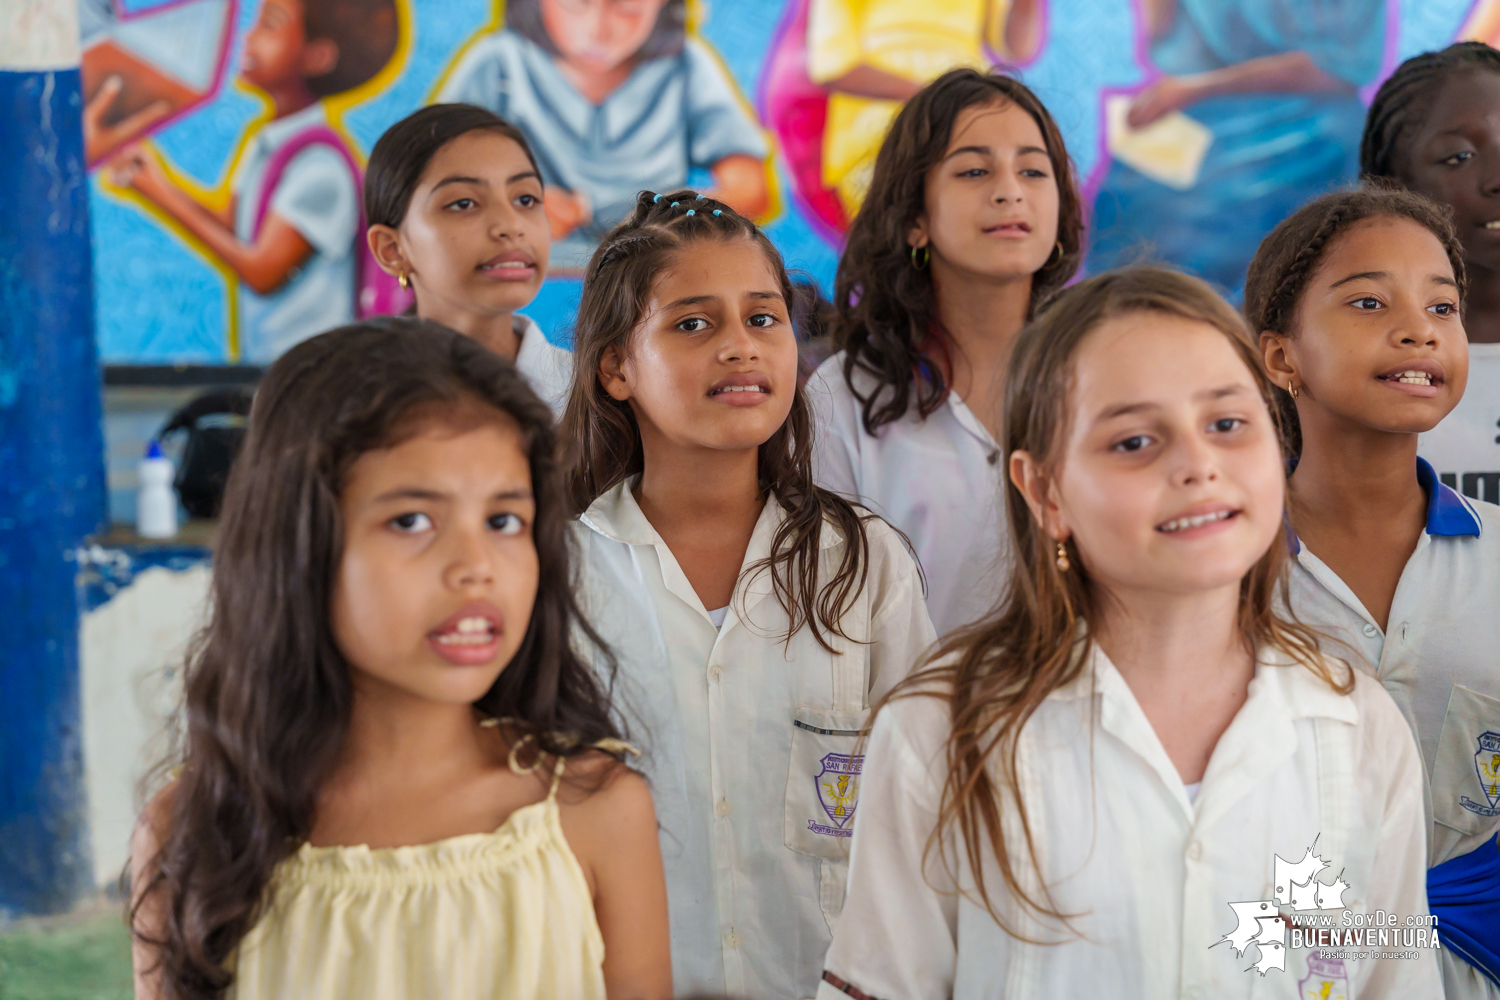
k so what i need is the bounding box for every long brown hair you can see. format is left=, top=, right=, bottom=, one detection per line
left=1243, top=185, right=1466, bottom=457
left=834, top=68, right=1085, bottom=434
left=134, top=319, right=622, bottom=998
left=562, top=190, right=878, bottom=652
left=882, top=267, right=1349, bottom=936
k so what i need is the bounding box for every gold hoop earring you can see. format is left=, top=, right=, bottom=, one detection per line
left=398, top=271, right=410, bottom=290
left=1288, top=381, right=1299, bottom=400
left=1048, top=241, right=1064, bottom=266
left=1056, top=539, right=1071, bottom=572
left=910, top=244, right=930, bottom=270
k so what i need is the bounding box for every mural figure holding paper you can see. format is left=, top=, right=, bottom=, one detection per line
left=1088, top=0, right=1385, bottom=294
left=437, top=0, right=770, bottom=269
left=109, top=0, right=399, bottom=363
left=79, top=0, right=237, bottom=165
left=783, top=0, right=1044, bottom=225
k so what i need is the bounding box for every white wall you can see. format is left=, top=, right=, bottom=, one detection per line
left=80, top=564, right=209, bottom=887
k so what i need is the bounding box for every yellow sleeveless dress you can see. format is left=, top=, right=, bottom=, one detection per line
left=227, top=755, right=606, bottom=999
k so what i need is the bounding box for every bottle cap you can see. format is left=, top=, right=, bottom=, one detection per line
left=145, top=439, right=164, bottom=460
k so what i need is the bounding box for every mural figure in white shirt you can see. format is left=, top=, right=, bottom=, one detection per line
left=365, top=105, right=573, bottom=416
left=819, top=268, right=1438, bottom=1000
left=1251, top=187, right=1500, bottom=999
left=1362, top=45, right=1500, bottom=507
left=563, top=191, right=937, bottom=1000
left=808, top=69, right=1083, bottom=637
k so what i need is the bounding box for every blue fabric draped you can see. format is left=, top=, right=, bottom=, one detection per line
left=1428, top=837, right=1500, bottom=987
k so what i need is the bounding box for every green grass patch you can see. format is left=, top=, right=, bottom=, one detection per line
left=0, top=908, right=132, bottom=1000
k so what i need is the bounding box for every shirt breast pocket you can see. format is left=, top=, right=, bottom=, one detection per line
left=783, top=707, right=869, bottom=862
left=1430, top=685, right=1500, bottom=836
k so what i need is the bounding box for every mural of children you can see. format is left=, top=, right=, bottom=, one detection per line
left=796, top=0, right=1043, bottom=219
left=435, top=0, right=770, bottom=269
left=1088, top=0, right=1386, bottom=294
left=109, top=0, right=399, bottom=363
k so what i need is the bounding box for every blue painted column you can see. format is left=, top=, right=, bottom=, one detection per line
left=0, top=0, right=106, bottom=915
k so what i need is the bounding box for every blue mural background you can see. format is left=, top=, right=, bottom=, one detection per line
left=90, top=0, right=1480, bottom=363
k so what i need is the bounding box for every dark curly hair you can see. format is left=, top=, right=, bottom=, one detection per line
left=132, top=318, right=621, bottom=999
left=303, top=0, right=400, bottom=98
left=832, top=68, right=1084, bottom=434
left=562, top=189, right=881, bottom=653
left=1361, top=42, right=1500, bottom=182
left=1243, top=186, right=1466, bottom=455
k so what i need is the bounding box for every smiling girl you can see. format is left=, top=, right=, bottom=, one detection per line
left=808, top=68, right=1084, bottom=637
left=365, top=104, right=571, bottom=415
left=1363, top=43, right=1500, bottom=508
left=819, top=267, right=1437, bottom=999
left=563, top=191, right=936, bottom=1000
left=1248, top=187, right=1500, bottom=999
left=128, top=319, right=670, bottom=999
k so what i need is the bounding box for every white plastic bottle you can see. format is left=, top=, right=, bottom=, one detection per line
left=136, top=439, right=179, bottom=539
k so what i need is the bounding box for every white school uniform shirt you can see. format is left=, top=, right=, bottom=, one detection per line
left=573, top=481, right=938, bottom=1000
left=807, top=352, right=1007, bottom=637
left=818, top=645, right=1439, bottom=1000
left=1285, top=457, right=1500, bottom=1000
left=1420, top=342, right=1500, bottom=507
left=510, top=314, right=572, bottom=419
left=231, top=103, right=359, bottom=363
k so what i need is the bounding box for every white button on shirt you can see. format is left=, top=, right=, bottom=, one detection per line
left=573, top=482, right=938, bottom=1000
left=808, top=352, right=1007, bottom=637
left=818, top=645, right=1439, bottom=1000
left=1285, top=458, right=1500, bottom=1000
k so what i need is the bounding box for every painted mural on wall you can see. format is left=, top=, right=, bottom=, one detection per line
left=88, top=0, right=1486, bottom=364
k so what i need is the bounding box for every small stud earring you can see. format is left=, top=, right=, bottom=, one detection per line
left=1056, top=539, right=1070, bottom=572
left=398, top=272, right=410, bottom=290
left=1288, top=381, right=1299, bottom=400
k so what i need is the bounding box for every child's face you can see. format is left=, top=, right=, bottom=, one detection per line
left=1015, top=313, right=1284, bottom=599
left=599, top=238, right=798, bottom=458
left=539, top=0, right=669, bottom=75
left=1267, top=217, right=1467, bottom=436
left=331, top=416, right=540, bottom=708
left=241, top=0, right=326, bottom=91
left=396, top=131, right=550, bottom=319
left=910, top=99, right=1061, bottom=285
left=1397, top=71, right=1500, bottom=276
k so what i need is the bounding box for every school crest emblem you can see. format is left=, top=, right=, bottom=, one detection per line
left=808, top=752, right=862, bottom=838
left=1297, top=952, right=1348, bottom=1000
left=1465, top=732, right=1500, bottom=816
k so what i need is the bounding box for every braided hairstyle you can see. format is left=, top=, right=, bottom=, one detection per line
left=562, top=190, right=880, bottom=653
left=1243, top=187, right=1466, bottom=455
left=1362, top=42, right=1500, bottom=181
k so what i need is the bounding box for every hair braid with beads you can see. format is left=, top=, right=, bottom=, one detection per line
left=562, top=190, right=885, bottom=654
left=1243, top=186, right=1466, bottom=455
left=1362, top=41, right=1500, bottom=180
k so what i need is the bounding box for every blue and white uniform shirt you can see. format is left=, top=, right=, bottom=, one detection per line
left=1285, top=458, right=1500, bottom=998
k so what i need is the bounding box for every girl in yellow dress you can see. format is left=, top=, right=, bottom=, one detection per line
left=127, top=319, right=671, bottom=999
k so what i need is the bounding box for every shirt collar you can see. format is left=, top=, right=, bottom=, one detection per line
left=1051, top=642, right=1356, bottom=724
left=255, top=102, right=329, bottom=150
left=578, top=481, right=844, bottom=552
left=1286, top=455, right=1481, bottom=554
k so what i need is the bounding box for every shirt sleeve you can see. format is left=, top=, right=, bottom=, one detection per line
left=267, top=145, right=358, bottom=258
left=434, top=35, right=511, bottom=113
left=807, top=362, right=864, bottom=504
left=866, top=521, right=938, bottom=705
left=818, top=697, right=958, bottom=1000
left=1352, top=674, right=1447, bottom=997
left=682, top=40, right=769, bottom=168
left=806, top=0, right=864, bottom=84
